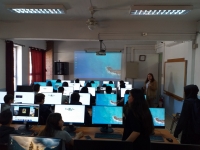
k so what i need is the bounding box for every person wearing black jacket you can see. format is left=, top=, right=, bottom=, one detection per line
left=174, top=85, right=200, bottom=144
left=0, top=109, right=19, bottom=144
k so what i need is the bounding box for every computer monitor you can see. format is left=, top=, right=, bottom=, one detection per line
left=105, top=84, right=115, bottom=88
left=39, top=86, right=53, bottom=93
left=43, top=93, right=62, bottom=104
left=34, top=82, right=47, bottom=86
left=10, top=103, right=39, bottom=133
left=126, top=84, right=132, bottom=89
left=124, top=94, right=129, bottom=104
left=96, top=94, right=117, bottom=106
left=17, top=86, right=33, bottom=92
left=120, top=88, right=132, bottom=97
left=87, top=87, right=95, bottom=96
left=68, top=83, right=74, bottom=87
left=53, top=82, right=62, bottom=91
left=100, top=87, right=116, bottom=91
left=103, top=81, right=109, bottom=84
left=63, top=86, right=74, bottom=96
left=9, top=135, right=62, bottom=150
left=0, top=91, right=7, bottom=103
left=14, top=92, right=35, bottom=104
left=79, top=80, right=85, bottom=87
left=54, top=105, right=85, bottom=125
left=69, top=93, right=90, bottom=105
left=74, top=83, right=80, bottom=91
left=92, top=106, right=123, bottom=133
left=149, top=108, right=165, bottom=128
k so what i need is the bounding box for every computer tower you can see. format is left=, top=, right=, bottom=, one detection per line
left=54, top=62, right=69, bottom=75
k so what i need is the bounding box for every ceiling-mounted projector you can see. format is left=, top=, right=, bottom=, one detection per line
left=96, top=40, right=106, bottom=56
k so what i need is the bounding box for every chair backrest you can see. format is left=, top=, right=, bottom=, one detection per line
left=151, top=142, right=200, bottom=150
left=74, top=140, right=133, bottom=150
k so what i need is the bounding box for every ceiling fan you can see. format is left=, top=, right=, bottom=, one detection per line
left=86, top=6, right=98, bottom=30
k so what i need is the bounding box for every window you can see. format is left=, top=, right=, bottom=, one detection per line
left=13, top=45, right=22, bottom=91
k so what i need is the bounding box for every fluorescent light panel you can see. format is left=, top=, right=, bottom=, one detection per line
left=130, top=5, right=192, bottom=15
left=6, top=4, right=66, bottom=14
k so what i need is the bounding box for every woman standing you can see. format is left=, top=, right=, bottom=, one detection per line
left=122, top=89, right=154, bottom=150
left=144, top=73, right=157, bottom=107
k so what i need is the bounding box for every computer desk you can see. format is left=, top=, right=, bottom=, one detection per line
left=10, top=125, right=179, bottom=144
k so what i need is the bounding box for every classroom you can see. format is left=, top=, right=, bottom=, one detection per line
left=0, top=0, right=200, bottom=149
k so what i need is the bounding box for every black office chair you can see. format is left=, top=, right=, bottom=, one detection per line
left=0, top=143, right=8, bottom=150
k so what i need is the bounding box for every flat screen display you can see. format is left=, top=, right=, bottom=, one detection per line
left=73, top=83, right=80, bottom=91
left=53, top=83, right=62, bottom=91
left=0, top=91, right=7, bottom=103
left=149, top=108, right=165, bottom=128
left=14, top=92, right=35, bottom=104
left=63, top=87, right=74, bottom=96
left=96, top=94, right=117, bottom=106
left=69, top=93, right=90, bottom=105
left=39, top=86, right=53, bottom=93
left=120, top=88, right=132, bottom=97
left=9, top=135, right=62, bottom=150
left=87, top=87, right=95, bottom=96
left=43, top=93, right=62, bottom=104
left=124, top=94, right=129, bottom=104
left=92, top=106, right=123, bottom=125
left=54, top=105, right=85, bottom=124
left=74, top=51, right=121, bottom=79
left=10, top=104, right=39, bottom=123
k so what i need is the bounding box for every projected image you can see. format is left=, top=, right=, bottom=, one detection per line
left=74, top=51, right=121, bottom=79
left=92, top=106, right=122, bottom=124
left=9, top=136, right=61, bottom=150
left=149, top=108, right=165, bottom=127
left=96, top=94, right=117, bottom=106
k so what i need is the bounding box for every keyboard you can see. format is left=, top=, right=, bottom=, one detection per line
left=95, top=133, right=122, bottom=139
left=150, top=135, right=164, bottom=142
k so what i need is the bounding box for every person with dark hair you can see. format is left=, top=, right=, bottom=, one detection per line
left=122, top=89, right=154, bottom=150
left=143, top=73, right=157, bottom=107
left=56, top=79, right=61, bottom=83
left=117, top=90, right=130, bottom=106
left=90, top=81, right=95, bottom=84
left=0, top=109, right=19, bottom=144
left=1, top=94, right=14, bottom=112
left=75, top=79, right=79, bottom=83
left=85, top=82, right=91, bottom=87
left=174, top=85, right=200, bottom=145
left=33, top=84, right=40, bottom=94
left=35, top=93, right=52, bottom=125
left=46, top=81, right=52, bottom=86
left=106, top=86, right=112, bottom=94
left=58, top=87, right=69, bottom=104
left=62, top=82, right=69, bottom=87
left=70, top=93, right=91, bottom=125
left=80, top=87, right=89, bottom=93
left=109, top=81, right=113, bottom=84
left=39, top=113, right=83, bottom=150
left=120, top=80, right=126, bottom=89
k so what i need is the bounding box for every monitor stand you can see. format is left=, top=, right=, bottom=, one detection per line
left=17, top=123, right=34, bottom=135
left=100, top=126, right=113, bottom=133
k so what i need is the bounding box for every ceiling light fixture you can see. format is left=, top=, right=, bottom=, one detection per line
left=6, top=4, right=66, bottom=14
left=130, top=5, right=192, bottom=15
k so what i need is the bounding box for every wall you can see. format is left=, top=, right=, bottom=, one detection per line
left=161, top=41, right=193, bottom=115
left=0, top=39, right=6, bottom=90
left=12, top=40, right=46, bottom=85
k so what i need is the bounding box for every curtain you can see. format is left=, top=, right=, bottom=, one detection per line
left=6, top=40, right=14, bottom=95
left=30, top=47, right=46, bottom=82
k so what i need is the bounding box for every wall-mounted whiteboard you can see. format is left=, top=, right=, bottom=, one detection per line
left=164, top=58, right=187, bottom=100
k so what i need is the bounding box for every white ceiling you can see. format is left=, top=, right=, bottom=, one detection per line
left=0, top=0, right=200, bottom=21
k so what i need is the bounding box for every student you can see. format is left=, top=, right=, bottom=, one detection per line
left=39, top=113, right=83, bottom=150
left=75, top=78, right=79, bottom=83
left=0, top=109, right=19, bottom=144
left=33, top=84, right=40, bottom=94
left=70, top=92, right=91, bottom=125
left=122, top=89, right=154, bottom=150
left=46, top=81, right=52, bottom=86
left=35, top=93, right=52, bottom=125
left=174, top=85, right=200, bottom=145
left=106, top=86, right=112, bottom=94
left=143, top=73, right=157, bottom=107
left=1, top=94, right=14, bottom=112
left=62, top=82, right=69, bottom=87
left=58, top=87, right=69, bottom=104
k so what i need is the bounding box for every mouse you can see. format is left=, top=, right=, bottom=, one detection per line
left=166, top=138, right=173, bottom=142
